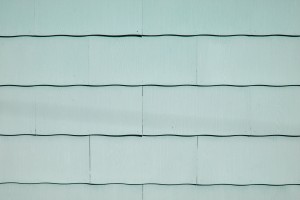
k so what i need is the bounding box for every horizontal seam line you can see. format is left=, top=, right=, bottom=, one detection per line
left=0, top=134, right=300, bottom=137
left=0, top=182, right=299, bottom=186
left=1, top=84, right=300, bottom=87
left=1, top=34, right=300, bottom=38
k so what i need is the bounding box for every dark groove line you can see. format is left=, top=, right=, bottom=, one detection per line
left=0, top=182, right=299, bottom=186
left=1, top=34, right=300, bottom=38
left=1, top=84, right=300, bottom=88
left=0, top=134, right=300, bottom=137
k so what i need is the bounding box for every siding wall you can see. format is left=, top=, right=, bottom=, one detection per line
left=0, top=0, right=300, bottom=199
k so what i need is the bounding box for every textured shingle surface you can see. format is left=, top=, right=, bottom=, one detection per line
left=0, top=184, right=142, bottom=200
left=1, top=0, right=300, bottom=199
left=0, top=136, right=89, bottom=182
left=91, top=136, right=197, bottom=183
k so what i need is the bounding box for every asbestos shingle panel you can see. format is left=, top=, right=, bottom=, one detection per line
left=144, top=185, right=300, bottom=200
left=86, top=0, right=142, bottom=35
left=35, top=0, right=89, bottom=35
left=91, top=136, right=197, bottom=184
left=143, top=87, right=300, bottom=135
left=0, top=38, right=89, bottom=84
left=144, top=87, right=250, bottom=135
left=0, top=0, right=35, bottom=35
left=197, top=137, right=300, bottom=184
left=0, top=0, right=141, bottom=35
left=89, top=37, right=197, bottom=84
left=35, top=87, right=142, bottom=135
left=250, top=87, right=300, bottom=135
left=0, top=184, right=142, bottom=200
left=143, top=0, right=300, bottom=34
left=196, top=37, right=300, bottom=85
left=0, top=136, right=89, bottom=182
left=0, top=87, right=35, bottom=134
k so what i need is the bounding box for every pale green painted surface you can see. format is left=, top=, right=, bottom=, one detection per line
left=0, top=0, right=300, bottom=199
left=1, top=0, right=300, bottom=34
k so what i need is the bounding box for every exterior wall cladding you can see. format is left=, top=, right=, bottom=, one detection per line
left=0, top=0, right=300, bottom=199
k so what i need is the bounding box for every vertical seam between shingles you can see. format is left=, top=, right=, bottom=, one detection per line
left=89, top=135, right=91, bottom=183
left=87, top=38, right=90, bottom=84
left=34, top=91, right=37, bottom=135
left=249, top=88, right=253, bottom=135
left=196, top=136, right=198, bottom=184
left=142, top=185, right=144, bottom=200
left=142, top=86, right=144, bottom=136
left=195, top=38, right=198, bottom=84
